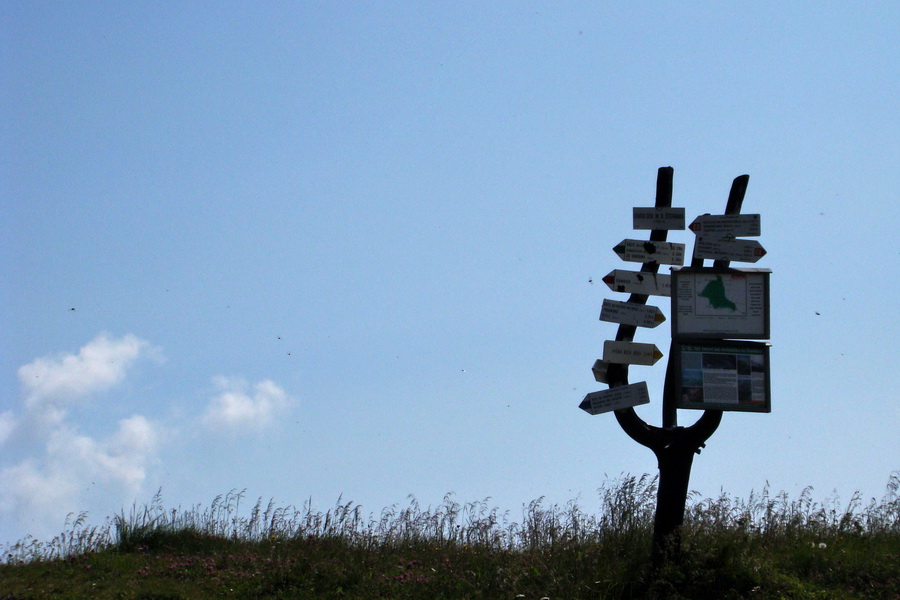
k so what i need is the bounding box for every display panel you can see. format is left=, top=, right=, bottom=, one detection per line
left=674, top=340, right=771, bottom=412
left=671, top=267, right=770, bottom=339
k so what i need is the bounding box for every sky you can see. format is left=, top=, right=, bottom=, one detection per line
left=2, top=2, right=898, bottom=546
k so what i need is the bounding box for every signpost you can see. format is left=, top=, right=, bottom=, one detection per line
left=693, top=236, right=766, bottom=263
left=600, top=299, right=666, bottom=328
left=613, top=239, right=686, bottom=265
left=591, top=359, right=610, bottom=383
left=580, top=382, right=651, bottom=415
left=602, top=269, right=672, bottom=296
left=689, top=214, right=761, bottom=237
left=579, top=166, right=772, bottom=568
left=602, top=340, right=664, bottom=366
left=633, top=207, right=686, bottom=230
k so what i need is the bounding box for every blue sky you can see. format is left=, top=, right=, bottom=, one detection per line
left=2, top=2, right=898, bottom=545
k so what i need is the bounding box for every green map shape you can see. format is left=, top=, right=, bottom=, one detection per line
left=698, top=275, right=737, bottom=311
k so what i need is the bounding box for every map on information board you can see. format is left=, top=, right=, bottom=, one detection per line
left=671, top=268, right=770, bottom=339
left=696, top=274, right=745, bottom=314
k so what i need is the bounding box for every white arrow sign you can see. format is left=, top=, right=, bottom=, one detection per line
left=693, top=236, right=767, bottom=263
left=613, top=239, right=685, bottom=265
left=689, top=214, right=761, bottom=237
left=633, top=207, right=686, bottom=230
left=603, top=340, right=664, bottom=366
left=579, top=382, right=650, bottom=415
left=602, top=270, right=672, bottom=296
left=591, top=359, right=610, bottom=384
left=600, top=299, right=666, bottom=328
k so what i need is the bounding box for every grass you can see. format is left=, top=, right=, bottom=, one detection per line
left=1, top=473, right=898, bottom=599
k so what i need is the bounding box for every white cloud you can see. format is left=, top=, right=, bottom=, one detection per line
left=202, top=377, right=290, bottom=433
left=0, top=416, right=163, bottom=540
left=1, top=333, right=293, bottom=543
left=2, top=334, right=162, bottom=542
left=18, top=333, right=155, bottom=422
left=48, top=416, right=160, bottom=492
left=0, top=460, right=80, bottom=533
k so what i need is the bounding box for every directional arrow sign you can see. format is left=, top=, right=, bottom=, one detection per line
left=613, top=239, right=685, bottom=265
left=591, top=359, right=609, bottom=384
left=602, top=270, right=672, bottom=296
left=633, top=207, right=686, bottom=230
left=603, top=340, right=664, bottom=366
left=689, top=214, right=761, bottom=237
left=580, top=382, right=650, bottom=415
left=693, top=236, right=767, bottom=263
left=600, top=299, right=666, bottom=328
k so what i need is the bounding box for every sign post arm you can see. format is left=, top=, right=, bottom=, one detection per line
left=611, top=166, right=673, bottom=449
left=654, top=173, right=749, bottom=566
left=677, top=174, right=748, bottom=442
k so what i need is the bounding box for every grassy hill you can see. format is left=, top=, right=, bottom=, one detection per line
left=2, top=474, right=898, bottom=599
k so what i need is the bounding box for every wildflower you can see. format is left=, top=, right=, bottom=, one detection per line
left=818, top=542, right=827, bottom=549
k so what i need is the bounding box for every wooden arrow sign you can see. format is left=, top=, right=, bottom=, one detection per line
left=602, top=269, right=672, bottom=296
left=689, top=214, right=761, bottom=237
left=693, top=236, right=767, bottom=263
left=580, top=381, right=650, bottom=415
left=633, top=207, right=686, bottom=230
left=600, top=299, right=666, bottom=328
left=613, top=239, right=685, bottom=265
left=603, top=340, right=664, bottom=366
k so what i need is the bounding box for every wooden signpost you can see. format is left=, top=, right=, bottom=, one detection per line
left=613, top=239, right=686, bottom=265
left=633, top=207, right=686, bottom=230
left=693, top=236, right=767, bottom=263
left=689, top=213, right=761, bottom=237
left=580, top=382, right=651, bottom=415
left=591, top=359, right=611, bottom=384
left=601, top=269, right=672, bottom=296
left=581, top=166, right=772, bottom=567
left=600, top=299, right=666, bottom=328
left=602, top=340, right=664, bottom=366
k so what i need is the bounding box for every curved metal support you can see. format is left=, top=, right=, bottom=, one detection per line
left=683, top=409, right=723, bottom=450
left=613, top=406, right=664, bottom=449
left=605, top=169, right=750, bottom=566
left=611, top=167, right=673, bottom=447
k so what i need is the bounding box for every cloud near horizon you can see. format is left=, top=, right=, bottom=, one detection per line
left=1, top=334, right=163, bottom=538
left=1, top=333, right=294, bottom=542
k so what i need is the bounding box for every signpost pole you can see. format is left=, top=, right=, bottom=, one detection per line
left=607, top=168, right=750, bottom=567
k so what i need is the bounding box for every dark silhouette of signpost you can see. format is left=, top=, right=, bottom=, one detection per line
left=582, top=167, right=768, bottom=566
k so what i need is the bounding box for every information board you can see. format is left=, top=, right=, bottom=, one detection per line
left=673, top=340, right=771, bottom=412
left=671, top=267, right=770, bottom=339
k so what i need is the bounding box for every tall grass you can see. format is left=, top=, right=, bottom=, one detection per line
left=4, top=472, right=898, bottom=565
left=2, top=473, right=897, bottom=600
left=686, top=471, right=900, bottom=538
